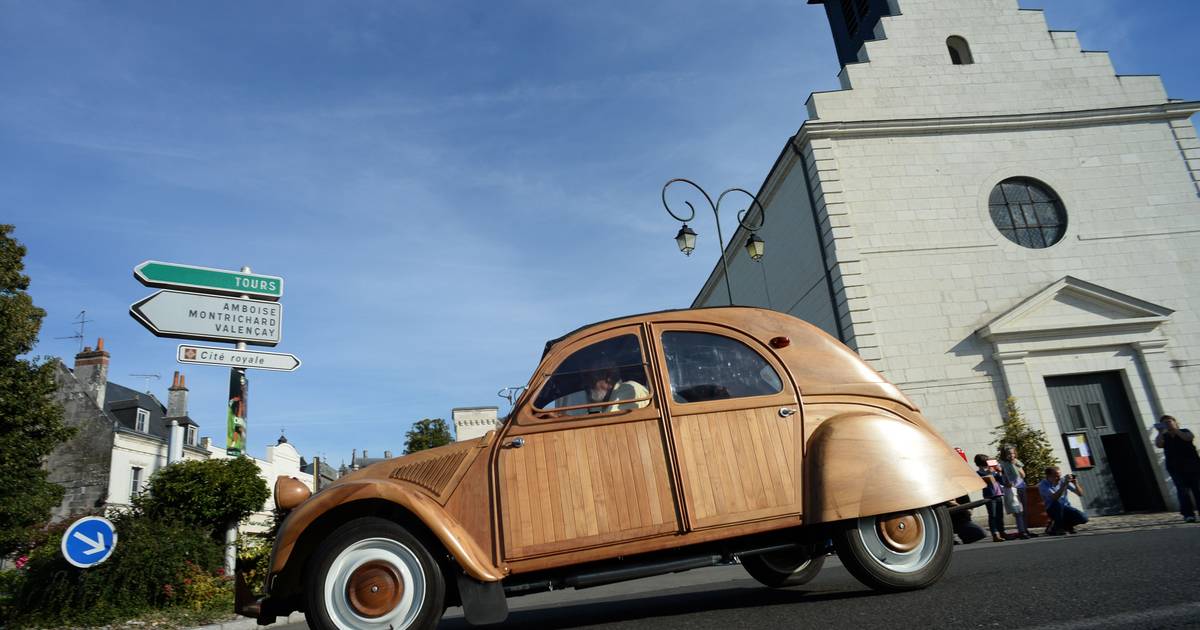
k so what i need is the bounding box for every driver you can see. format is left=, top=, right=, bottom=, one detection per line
left=562, top=361, right=650, bottom=415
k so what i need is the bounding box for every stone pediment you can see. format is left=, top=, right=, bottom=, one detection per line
left=980, top=276, right=1172, bottom=342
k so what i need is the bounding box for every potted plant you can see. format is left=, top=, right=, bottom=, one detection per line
left=990, top=397, right=1060, bottom=528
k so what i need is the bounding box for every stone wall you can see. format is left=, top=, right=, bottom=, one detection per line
left=44, top=362, right=115, bottom=522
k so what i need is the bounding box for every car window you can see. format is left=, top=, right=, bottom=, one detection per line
left=533, top=334, right=651, bottom=415
left=661, top=331, right=783, bottom=404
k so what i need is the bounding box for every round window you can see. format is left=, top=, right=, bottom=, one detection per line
left=988, top=178, right=1067, bottom=249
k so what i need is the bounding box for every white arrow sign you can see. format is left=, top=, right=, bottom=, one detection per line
left=73, top=530, right=106, bottom=555
left=130, top=290, right=282, bottom=346
left=177, top=344, right=301, bottom=372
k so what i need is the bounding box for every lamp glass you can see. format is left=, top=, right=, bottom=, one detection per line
left=675, top=225, right=697, bottom=256
left=746, top=234, right=765, bottom=261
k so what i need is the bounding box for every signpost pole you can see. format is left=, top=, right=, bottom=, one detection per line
left=224, top=266, right=253, bottom=575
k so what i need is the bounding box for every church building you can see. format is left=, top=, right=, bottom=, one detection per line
left=695, top=0, right=1200, bottom=514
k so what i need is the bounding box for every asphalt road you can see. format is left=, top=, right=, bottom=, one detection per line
left=281, top=525, right=1200, bottom=629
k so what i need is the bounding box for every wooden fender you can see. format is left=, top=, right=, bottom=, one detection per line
left=803, top=413, right=984, bottom=524
left=271, top=479, right=504, bottom=583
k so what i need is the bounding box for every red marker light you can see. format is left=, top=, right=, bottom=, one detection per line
left=769, top=336, right=790, bottom=349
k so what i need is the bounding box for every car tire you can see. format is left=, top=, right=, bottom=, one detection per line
left=832, top=505, right=952, bottom=592
left=741, top=546, right=826, bottom=588
left=304, top=517, right=445, bottom=630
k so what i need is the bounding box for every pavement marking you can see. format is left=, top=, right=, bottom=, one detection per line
left=1019, top=602, right=1200, bottom=630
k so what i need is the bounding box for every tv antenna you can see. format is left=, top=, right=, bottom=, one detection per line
left=129, top=373, right=161, bottom=393
left=55, top=310, right=93, bottom=352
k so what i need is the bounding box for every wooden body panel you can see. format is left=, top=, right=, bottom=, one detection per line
left=669, top=406, right=799, bottom=528
left=497, top=419, right=679, bottom=559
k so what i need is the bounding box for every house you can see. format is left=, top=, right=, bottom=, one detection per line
left=46, top=338, right=316, bottom=526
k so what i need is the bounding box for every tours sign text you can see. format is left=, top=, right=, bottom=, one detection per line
left=134, top=260, right=283, bottom=301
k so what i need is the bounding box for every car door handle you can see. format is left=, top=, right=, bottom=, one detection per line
left=778, top=407, right=797, bottom=418
left=505, top=437, right=526, bottom=449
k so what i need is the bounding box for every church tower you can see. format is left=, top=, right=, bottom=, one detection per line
left=696, top=0, right=1200, bottom=515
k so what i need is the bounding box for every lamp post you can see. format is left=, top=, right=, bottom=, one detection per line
left=662, top=178, right=766, bottom=305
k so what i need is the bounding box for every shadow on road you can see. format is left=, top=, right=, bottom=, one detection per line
left=439, top=584, right=875, bottom=629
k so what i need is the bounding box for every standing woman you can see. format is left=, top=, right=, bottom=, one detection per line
left=999, top=445, right=1036, bottom=539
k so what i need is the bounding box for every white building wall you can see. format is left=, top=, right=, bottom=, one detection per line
left=108, top=433, right=209, bottom=509
left=207, top=441, right=314, bottom=533
left=453, top=407, right=502, bottom=442
left=697, top=0, right=1200, bottom=490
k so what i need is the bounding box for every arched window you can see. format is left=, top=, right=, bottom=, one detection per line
left=947, top=36, right=974, bottom=65
left=988, top=178, right=1068, bottom=249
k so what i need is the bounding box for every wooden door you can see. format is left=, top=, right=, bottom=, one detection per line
left=496, top=326, right=680, bottom=560
left=652, top=325, right=802, bottom=530
left=1045, top=372, right=1162, bottom=514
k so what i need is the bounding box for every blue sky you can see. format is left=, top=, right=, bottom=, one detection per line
left=5, top=1, right=1199, bottom=466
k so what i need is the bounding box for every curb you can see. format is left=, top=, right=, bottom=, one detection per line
left=191, top=612, right=306, bottom=630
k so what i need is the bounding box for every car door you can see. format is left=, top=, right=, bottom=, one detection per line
left=495, top=326, right=681, bottom=560
left=651, top=323, right=802, bottom=530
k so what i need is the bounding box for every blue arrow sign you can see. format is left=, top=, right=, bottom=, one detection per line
left=61, top=516, right=118, bottom=568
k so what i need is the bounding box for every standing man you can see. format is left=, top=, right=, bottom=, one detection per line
left=1155, top=415, right=1200, bottom=523
left=1038, top=467, right=1088, bottom=535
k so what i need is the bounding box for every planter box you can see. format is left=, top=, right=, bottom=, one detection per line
left=1025, top=485, right=1049, bottom=528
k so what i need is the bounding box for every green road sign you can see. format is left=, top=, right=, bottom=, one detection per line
left=134, top=261, right=283, bottom=301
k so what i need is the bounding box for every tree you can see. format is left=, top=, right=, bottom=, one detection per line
left=990, top=396, right=1060, bottom=484
left=0, top=224, right=74, bottom=556
left=403, top=418, right=452, bottom=454
left=134, top=456, right=269, bottom=538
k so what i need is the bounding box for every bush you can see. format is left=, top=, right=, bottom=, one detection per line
left=991, top=396, right=1060, bottom=484
left=134, top=456, right=270, bottom=538
left=7, top=512, right=225, bottom=628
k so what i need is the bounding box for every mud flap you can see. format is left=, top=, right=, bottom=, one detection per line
left=456, top=573, right=508, bottom=626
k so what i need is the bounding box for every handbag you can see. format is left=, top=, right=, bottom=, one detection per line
left=1003, top=485, right=1023, bottom=514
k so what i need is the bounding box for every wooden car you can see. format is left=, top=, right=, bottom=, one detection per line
left=240, top=307, right=982, bottom=629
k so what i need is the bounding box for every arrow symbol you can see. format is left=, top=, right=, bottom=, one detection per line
left=73, top=530, right=106, bottom=555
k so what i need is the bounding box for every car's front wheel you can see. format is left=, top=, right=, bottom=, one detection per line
left=304, top=517, right=445, bottom=630
left=741, top=545, right=826, bottom=588
left=832, top=505, right=952, bottom=592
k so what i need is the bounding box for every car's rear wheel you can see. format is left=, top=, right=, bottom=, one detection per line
left=304, top=517, right=445, bottom=630
left=832, top=505, right=952, bottom=592
left=741, top=545, right=825, bottom=588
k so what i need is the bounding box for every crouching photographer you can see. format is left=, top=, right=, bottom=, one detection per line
left=1038, top=466, right=1088, bottom=535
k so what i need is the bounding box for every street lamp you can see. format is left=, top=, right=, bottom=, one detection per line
left=662, top=178, right=766, bottom=305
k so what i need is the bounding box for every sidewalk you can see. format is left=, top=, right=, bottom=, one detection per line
left=973, top=510, right=1193, bottom=537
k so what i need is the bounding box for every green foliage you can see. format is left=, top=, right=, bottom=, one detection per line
left=0, top=224, right=75, bottom=557
left=404, top=417, right=452, bottom=454
left=135, top=456, right=270, bottom=537
left=6, top=512, right=226, bottom=627
left=991, top=396, right=1060, bottom=484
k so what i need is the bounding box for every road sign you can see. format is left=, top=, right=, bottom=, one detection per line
left=130, top=290, right=282, bottom=346
left=177, top=344, right=301, bottom=372
left=134, top=260, right=283, bottom=301
left=62, top=516, right=117, bottom=568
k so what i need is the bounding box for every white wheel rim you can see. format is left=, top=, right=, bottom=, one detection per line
left=854, top=507, right=940, bottom=574
left=324, top=537, right=425, bottom=630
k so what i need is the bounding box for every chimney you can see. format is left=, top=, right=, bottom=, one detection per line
left=384, top=450, right=393, bottom=459
left=363, top=450, right=368, bottom=461
left=167, top=371, right=188, bottom=418
left=73, top=338, right=110, bottom=408
left=351, top=449, right=358, bottom=470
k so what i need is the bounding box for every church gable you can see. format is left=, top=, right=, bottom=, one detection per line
left=806, top=0, right=1169, bottom=122
left=980, top=276, right=1172, bottom=339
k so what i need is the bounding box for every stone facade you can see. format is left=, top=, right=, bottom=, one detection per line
left=45, top=360, right=116, bottom=521
left=696, top=0, right=1200, bottom=511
